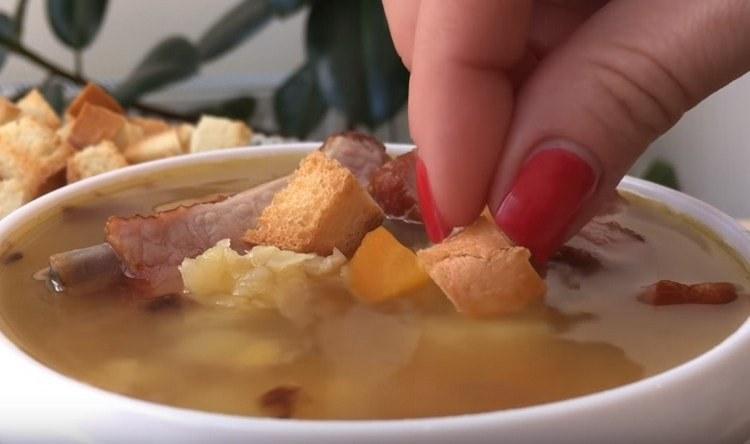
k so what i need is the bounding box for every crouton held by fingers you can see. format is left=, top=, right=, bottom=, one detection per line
left=417, top=216, right=546, bottom=317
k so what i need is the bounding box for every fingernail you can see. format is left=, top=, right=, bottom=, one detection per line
left=494, top=143, right=599, bottom=262
left=416, top=156, right=451, bottom=243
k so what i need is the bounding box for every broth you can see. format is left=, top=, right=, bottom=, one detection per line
left=0, top=153, right=748, bottom=420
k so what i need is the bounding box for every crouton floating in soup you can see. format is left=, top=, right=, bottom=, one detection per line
left=1, top=133, right=749, bottom=420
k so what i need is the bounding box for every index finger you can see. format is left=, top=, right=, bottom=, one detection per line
left=409, top=0, right=532, bottom=240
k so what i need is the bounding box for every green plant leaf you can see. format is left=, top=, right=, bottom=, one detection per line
left=197, top=0, right=306, bottom=62
left=46, top=0, right=108, bottom=50
left=113, top=36, right=200, bottom=106
left=274, top=62, right=327, bottom=138
left=0, top=13, right=15, bottom=70
left=191, top=96, right=257, bottom=122
left=642, top=159, right=680, bottom=190
left=306, top=0, right=408, bottom=128
left=40, top=76, right=66, bottom=114
left=14, top=0, right=27, bottom=36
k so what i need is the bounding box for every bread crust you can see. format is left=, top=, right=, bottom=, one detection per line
left=66, top=83, right=124, bottom=118
left=244, top=151, right=384, bottom=257
left=417, top=216, right=546, bottom=317
left=68, top=103, right=127, bottom=149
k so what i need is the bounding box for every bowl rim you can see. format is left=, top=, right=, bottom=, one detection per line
left=0, top=142, right=748, bottom=433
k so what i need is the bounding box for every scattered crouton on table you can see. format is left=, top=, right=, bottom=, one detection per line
left=68, top=103, right=127, bottom=149
left=16, top=89, right=61, bottom=129
left=67, top=141, right=129, bottom=183
left=123, top=129, right=183, bottom=164
left=0, top=82, right=256, bottom=218
left=190, top=115, right=252, bottom=153
left=65, top=83, right=124, bottom=118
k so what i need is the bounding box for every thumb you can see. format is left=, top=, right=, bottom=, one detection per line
left=490, top=0, right=750, bottom=262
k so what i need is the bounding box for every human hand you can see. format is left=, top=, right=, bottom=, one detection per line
left=384, top=0, right=750, bottom=261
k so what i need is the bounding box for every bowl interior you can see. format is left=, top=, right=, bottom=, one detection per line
left=0, top=143, right=749, bottom=436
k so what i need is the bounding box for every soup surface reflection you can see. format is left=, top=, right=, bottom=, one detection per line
left=0, top=153, right=748, bottom=419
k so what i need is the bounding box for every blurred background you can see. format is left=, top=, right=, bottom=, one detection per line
left=1, top=0, right=749, bottom=218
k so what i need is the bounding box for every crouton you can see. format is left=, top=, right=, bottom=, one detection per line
left=244, top=151, right=384, bottom=257
left=175, top=123, right=194, bottom=151
left=113, top=120, right=145, bottom=149
left=0, top=97, right=21, bottom=125
left=417, top=216, right=546, bottom=317
left=0, top=149, right=43, bottom=206
left=0, top=178, right=27, bottom=219
left=129, top=116, right=170, bottom=136
left=66, top=141, right=129, bottom=183
left=16, top=89, right=61, bottom=129
left=66, top=83, right=124, bottom=118
left=123, top=129, right=182, bottom=163
left=56, top=119, right=74, bottom=142
left=0, top=116, right=72, bottom=190
left=189, top=115, right=252, bottom=153
left=68, top=103, right=127, bottom=149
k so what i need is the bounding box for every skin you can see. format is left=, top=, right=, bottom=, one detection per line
left=384, top=0, right=750, bottom=251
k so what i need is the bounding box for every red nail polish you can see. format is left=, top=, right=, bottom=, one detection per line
left=494, top=148, right=598, bottom=262
left=416, top=157, right=451, bottom=243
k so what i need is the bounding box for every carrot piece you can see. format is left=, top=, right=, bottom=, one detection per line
left=348, top=226, right=430, bottom=303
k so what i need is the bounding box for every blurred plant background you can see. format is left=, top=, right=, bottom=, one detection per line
left=0, top=0, right=690, bottom=193
left=0, top=0, right=408, bottom=140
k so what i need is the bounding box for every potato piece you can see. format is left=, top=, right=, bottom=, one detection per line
left=348, top=226, right=430, bottom=303
left=417, top=216, right=546, bottom=317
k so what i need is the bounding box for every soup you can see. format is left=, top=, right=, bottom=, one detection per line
left=0, top=152, right=748, bottom=420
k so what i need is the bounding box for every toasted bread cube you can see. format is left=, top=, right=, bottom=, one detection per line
left=16, top=89, right=61, bottom=129
left=0, top=148, right=43, bottom=203
left=349, top=226, right=430, bottom=303
left=66, top=83, right=124, bottom=118
left=68, top=103, right=126, bottom=149
left=0, top=178, right=28, bottom=218
left=129, top=116, right=170, bottom=136
left=66, top=141, right=128, bottom=183
left=189, top=115, right=252, bottom=153
left=0, top=116, right=72, bottom=191
left=417, top=216, right=546, bottom=317
left=244, top=151, right=384, bottom=257
left=0, top=97, right=21, bottom=125
left=175, top=123, right=194, bottom=152
left=113, top=120, right=145, bottom=149
left=56, top=119, right=74, bottom=142
left=123, top=129, right=182, bottom=163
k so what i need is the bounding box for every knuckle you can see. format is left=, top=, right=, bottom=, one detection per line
left=585, top=42, right=693, bottom=143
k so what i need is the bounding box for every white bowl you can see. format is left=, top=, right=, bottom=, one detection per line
left=1, top=144, right=749, bottom=443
